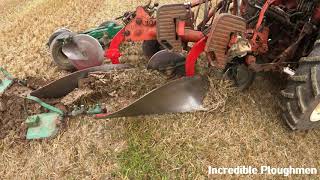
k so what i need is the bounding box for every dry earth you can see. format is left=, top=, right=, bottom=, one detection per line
left=0, top=0, right=319, bottom=179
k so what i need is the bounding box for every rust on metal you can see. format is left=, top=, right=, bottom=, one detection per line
left=156, top=4, right=189, bottom=51
left=205, top=13, right=246, bottom=68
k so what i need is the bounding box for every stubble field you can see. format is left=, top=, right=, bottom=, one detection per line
left=0, top=0, right=319, bottom=179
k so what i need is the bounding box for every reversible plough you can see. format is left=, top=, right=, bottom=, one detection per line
left=2, top=0, right=320, bottom=139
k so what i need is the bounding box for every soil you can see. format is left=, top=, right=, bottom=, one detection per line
left=65, top=68, right=168, bottom=113
left=25, top=76, right=53, bottom=90
left=0, top=80, right=46, bottom=140
left=61, top=88, right=94, bottom=106
left=0, top=84, right=28, bottom=140
left=58, top=67, right=231, bottom=114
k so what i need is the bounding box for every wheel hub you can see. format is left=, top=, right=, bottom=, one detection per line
left=310, top=103, right=320, bottom=122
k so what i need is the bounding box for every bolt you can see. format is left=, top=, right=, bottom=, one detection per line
left=123, top=30, right=131, bottom=36
left=148, top=19, right=156, bottom=26
left=136, top=18, right=142, bottom=25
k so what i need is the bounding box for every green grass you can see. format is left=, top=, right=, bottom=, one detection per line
left=118, top=119, right=168, bottom=179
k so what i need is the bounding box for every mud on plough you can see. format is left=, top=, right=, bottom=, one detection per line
left=0, top=64, right=208, bottom=140
left=2, top=0, right=320, bottom=140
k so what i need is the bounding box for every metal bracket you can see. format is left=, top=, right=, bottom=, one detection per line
left=25, top=113, right=62, bottom=140
left=0, top=67, right=14, bottom=94
left=26, top=95, right=64, bottom=116
left=25, top=95, right=64, bottom=140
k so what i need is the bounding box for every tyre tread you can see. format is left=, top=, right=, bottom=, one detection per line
left=280, top=90, right=295, bottom=99
left=296, top=86, right=308, bottom=113
left=290, top=75, right=308, bottom=82
left=301, top=56, right=320, bottom=63
left=311, top=65, right=320, bottom=97
left=286, top=102, right=299, bottom=124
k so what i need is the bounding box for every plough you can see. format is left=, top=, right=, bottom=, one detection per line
left=46, top=0, right=320, bottom=131
left=2, top=0, right=320, bottom=140
left=0, top=65, right=207, bottom=139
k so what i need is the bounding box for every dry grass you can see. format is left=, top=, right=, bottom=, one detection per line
left=0, top=0, right=319, bottom=179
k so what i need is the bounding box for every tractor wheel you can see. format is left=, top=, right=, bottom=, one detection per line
left=142, top=40, right=163, bottom=60
left=50, top=32, right=75, bottom=71
left=280, top=42, right=320, bottom=130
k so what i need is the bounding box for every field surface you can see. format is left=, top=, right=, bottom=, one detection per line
left=0, top=0, right=319, bottom=179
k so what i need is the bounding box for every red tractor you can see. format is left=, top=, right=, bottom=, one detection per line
left=101, top=0, right=320, bottom=130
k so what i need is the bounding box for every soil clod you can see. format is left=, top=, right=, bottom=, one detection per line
left=0, top=78, right=51, bottom=140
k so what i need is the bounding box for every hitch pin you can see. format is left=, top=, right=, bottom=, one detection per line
left=283, top=67, right=295, bottom=76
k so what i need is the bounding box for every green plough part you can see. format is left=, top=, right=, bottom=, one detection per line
left=86, top=104, right=103, bottom=115
left=0, top=68, right=65, bottom=140
left=26, top=95, right=64, bottom=116
left=25, top=95, right=64, bottom=140
left=82, top=21, right=123, bottom=40
left=25, top=113, right=62, bottom=140
left=0, top=67, right=14, bottom=94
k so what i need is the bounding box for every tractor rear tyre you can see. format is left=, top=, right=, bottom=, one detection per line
left=280, top=41, right=320, bottom=130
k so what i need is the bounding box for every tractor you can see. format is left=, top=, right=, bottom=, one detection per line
left=46, top=0, right=320, bottom=130
left=101, top=0, right=320, bottom=130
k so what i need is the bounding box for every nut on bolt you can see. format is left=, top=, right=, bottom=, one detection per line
left=124, top=30, right=131, bottom=36
left=136, top=18, right=142, bottom=25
